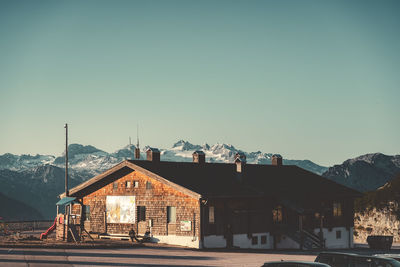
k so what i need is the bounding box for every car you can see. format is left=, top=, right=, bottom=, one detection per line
left=374, top=254, right=400, bottom=262
left=315, top=252, right=358, bottom=267
left=262, top=261, right=331, bottom=267
left=315, top=252, right=400, bottom=267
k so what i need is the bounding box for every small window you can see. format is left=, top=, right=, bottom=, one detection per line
left=137, top=206, right=146, bottom=222
left=272, top=205, right=283, bottom=223
left=134, top=181, right=139, bottom=188
left=167, top=206, right=176, bottom=223
left=261, top=235, right=267, bottom=244
left=336, top=230, right=342, bottom=239
left=126, top=181, right=131, bottom=188
left=113, top=182, right=118, bottom=190
left=146, top=181, right=152, bottom=189
left=333, top=202, right=342, bottom=217
left=83, top=205, right=90, bottom=221
left=252, top=236, right=258, bottom=245
left=209, top=206, right=215, bottom=224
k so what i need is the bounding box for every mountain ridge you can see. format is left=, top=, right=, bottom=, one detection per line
left=322, top=153, right=400, bottom=192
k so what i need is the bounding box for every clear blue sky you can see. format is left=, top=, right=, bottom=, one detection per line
left=0, top=0, right=399, bottom=166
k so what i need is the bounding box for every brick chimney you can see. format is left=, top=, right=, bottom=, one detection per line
left=146, top=147, right=160, bottom=162
left=271, top=154, right=282, bottom=166
left=192, top=151, right=205, bottom=164
left=234, top=152, right=246, bottom=173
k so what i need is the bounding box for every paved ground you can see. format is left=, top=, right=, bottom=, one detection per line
left=1, top=238, right=399, bottom=267
left=0, top=246, right=319, bottom=267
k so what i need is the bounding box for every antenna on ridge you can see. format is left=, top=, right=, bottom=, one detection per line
left=135, top=124, right=140, bottom=159
left=129, top=136, right=132, bottom=146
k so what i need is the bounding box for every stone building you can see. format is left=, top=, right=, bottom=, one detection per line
left=56, top=149, right=360, bottom=249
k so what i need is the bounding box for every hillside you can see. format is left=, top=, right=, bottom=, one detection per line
left=354, top=174, right=400, bottom=242
left=0, top=192, right=44, bottom=221
left=0, top=165, right=87, bottom=219
left=322, top=153, right=400, bottom=192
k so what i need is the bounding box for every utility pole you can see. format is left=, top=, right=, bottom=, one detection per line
left=64, top=123, right=69, bottom=197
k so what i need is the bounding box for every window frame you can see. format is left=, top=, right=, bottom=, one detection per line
left=137, top=206, right=146, bottom=222
left=208, top=206, right=215, bottom=224
left=83, top=205, right=90, bottom=221
left=167, top=206, right=176, bottom=223
left=333, top=202, right=342, bottom=217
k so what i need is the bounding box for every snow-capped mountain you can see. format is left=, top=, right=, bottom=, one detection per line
left=322, top=153, right=400, bottom=192
left=0, top=140, right=328, bottom=176
left=0, top=140, right=330, bottom=219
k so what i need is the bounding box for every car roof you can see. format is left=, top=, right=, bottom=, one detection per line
left=374, top=254, right=400, bottom=260
left=263, top=261, right=331, bottom=266
left=317, top=252, right=359, bottom=256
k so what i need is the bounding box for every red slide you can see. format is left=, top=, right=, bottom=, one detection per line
left=40, top=217, right=57, bottom=240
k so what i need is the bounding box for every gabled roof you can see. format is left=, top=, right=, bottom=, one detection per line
left=60, top=161, right=202, bottom=200
left=61, top=160, right=361, bottom=201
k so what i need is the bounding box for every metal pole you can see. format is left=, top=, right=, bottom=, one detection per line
left=65, top=123, right=69, bottom=197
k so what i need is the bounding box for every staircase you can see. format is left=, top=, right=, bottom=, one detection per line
left=286, top=228, right=324, bottom=250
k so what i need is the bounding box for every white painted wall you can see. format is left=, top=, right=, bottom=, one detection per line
left=233, top=233, right=273, bottom=249
left=275, top=235, right=300, bottom=249
left=203, top=235, right=226, bottom=248
left=150, top=235, right=200, bottom=248
left=313, top=227, right=353, bottom=249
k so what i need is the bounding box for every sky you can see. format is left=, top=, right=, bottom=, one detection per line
left=0, top=0, right=399, bottom=166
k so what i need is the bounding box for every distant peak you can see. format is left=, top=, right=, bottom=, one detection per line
left=172, top=140, right=201, bottom=151
left=67, top=144, right=103, bottom=154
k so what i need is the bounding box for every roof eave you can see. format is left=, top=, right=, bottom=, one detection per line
left=59, top=160, right=202, bottom=200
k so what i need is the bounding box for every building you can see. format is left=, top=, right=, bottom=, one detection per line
left=56, top=149, right=360, bottom=249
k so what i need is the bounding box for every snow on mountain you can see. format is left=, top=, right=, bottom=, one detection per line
left=0, top=153, right=55, bottom=171
left=0, top=140, right=328, bottom=177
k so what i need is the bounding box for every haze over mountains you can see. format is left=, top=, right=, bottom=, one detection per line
left=0, top=140, right=398, bottom=220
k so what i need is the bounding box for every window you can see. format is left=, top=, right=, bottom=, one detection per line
left=134, top=181, right=139, bottom=188
left=83, top=205, right=90, bottom=221
left=113, top=182, right=118, bottom=190
left=167, top=206, right=176, bottom=223
left=126, top=181, right=131, bottom=188
left=209, top=206, right=215, bottom=224
left=272, top=205, right=283, bottom=223
left=137, top=206, right=146, bottom=222
left=146, top=181, right=152, bottom=190
left=252, top=236, right=258, bottom=245
left=261, top=235, right=267, bottom=244
left=336, top=230, right=342, bottom=239
left=333, top=202, right=342, bottom=217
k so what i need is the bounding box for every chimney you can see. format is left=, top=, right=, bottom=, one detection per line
left=192, top=151, right=205, bottom=164
left=146, top=147, right=160, bottom=162
left=234, top=152, right=246, bottom=173
left=135, top=147, right=140, bottom=159
left=271, top=154, right=282, bottom=166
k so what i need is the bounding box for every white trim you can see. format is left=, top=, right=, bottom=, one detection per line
left=203, top=235, right=226, bottom=248
left=150, top=235, right=200, bottom=248
left=233, top=233, right=273, bottom=249
left=275, top=234, right=300, bottom=249
left=313, top=227, right=353, bottom=249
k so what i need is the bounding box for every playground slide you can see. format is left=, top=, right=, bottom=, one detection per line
left=40, top=217, right=57, bottom=240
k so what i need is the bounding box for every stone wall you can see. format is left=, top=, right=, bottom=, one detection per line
left=354, top=203, right=400, bottom=243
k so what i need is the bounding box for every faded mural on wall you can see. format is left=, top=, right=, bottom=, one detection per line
left=106, top=196, right=136, bottom=223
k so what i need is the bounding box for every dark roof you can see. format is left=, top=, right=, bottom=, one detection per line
left=128, top=160, right=360, bottom=199
left=62, top=160, right=361, bottom=200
